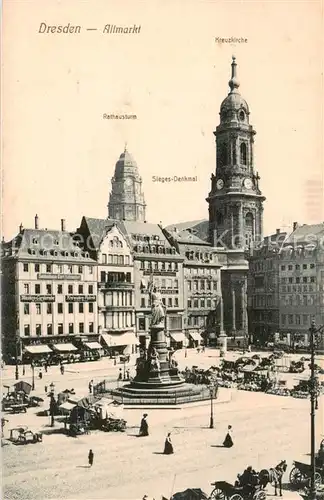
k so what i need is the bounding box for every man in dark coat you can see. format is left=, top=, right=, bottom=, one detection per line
left=139, top=413, right=149, bottom=436
left=88, top=449, right=94, bottom=467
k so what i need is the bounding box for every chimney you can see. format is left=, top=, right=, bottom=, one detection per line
left=293, top=221, right=298, bottom=231
left=35, top=214, right=39, bottom=229
left=276, top=228, right=280, bottom=235
left=19, top=223, right=23, bottom=233
left=61, top=219, right=66, bottom=232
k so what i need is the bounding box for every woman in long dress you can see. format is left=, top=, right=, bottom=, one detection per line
left=223, top=425, right=234, bottom=448
left=163, top=432, right=174, bottom=454
left=139, top=414, right=149, bottom=436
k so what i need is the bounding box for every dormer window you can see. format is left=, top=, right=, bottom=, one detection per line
left=32, top=238, right=39, bottom=245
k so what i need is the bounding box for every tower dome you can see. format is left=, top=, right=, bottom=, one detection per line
left=220, top=57, right=249, bottom=118
left=114, top=146, right=139, bottom=179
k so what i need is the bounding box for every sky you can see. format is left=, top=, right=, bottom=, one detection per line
left=2, top=0, right=323, bottom=241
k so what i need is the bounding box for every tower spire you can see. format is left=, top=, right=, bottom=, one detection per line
left=124, top=141, right=128, bottom=153
left=229, top=56, right=240, bottom=93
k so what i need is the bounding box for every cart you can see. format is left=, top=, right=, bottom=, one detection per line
left=289, top=460, right=323, bottom=488
left=209, top=480, right=266, bottom=500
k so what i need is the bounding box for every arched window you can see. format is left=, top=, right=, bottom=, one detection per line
left=220, top=143, right=227, bottom=166
left=240, top=143, right=247, bottom=165
left=245, top=212, right=254, bottom=247
left=216, top=212, right=224, bottom=226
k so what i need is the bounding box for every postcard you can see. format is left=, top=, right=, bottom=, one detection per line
left=2, top=1, right=323, bottom=499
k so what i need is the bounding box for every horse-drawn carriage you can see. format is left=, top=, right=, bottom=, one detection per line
left=209, top=480, right=266, bottom=500
left=209, top=461, right=287, bottom=500
left=9, top=426, right=43, bottom=445
left=289, top=460, right=324, bottom=488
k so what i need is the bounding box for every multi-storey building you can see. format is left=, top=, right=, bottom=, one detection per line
left=76, top=217, right=137, bottom=354
left=1, top=216, right=98, bottom=362
left=247, top=223, right=324, bottom=346
left=247, top=230, right=287, bottom=344
left=278, top=223, right=324, bottom=346
left=163, top=225, right=222, bottom=346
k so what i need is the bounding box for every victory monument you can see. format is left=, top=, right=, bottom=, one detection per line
left=112, top=277, right=208, bottom=405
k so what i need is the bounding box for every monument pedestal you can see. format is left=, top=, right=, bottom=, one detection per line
left=112, top=324, right=206, bottom=405
left=218, top=331, right=228, bottom=358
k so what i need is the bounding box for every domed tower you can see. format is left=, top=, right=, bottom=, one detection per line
left=108, top=146, right=146, bottom=222
left=207, top=56, right=265, bottom=250
left=206, top=57, right=266, bottom=340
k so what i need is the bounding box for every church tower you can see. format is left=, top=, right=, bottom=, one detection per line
left=108, top=146, right=146, bottom=222
left=207, top=57, right=266, bottom=340
left=207, top=57, right=265, bottom=250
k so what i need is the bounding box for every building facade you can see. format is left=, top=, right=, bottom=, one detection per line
left=247, top=223, right=324, bottom=346
left=163, top=226, right=223, bottom=346
left=1, top=217, right=98, bottom=361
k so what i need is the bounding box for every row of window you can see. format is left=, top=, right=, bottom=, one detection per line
left=148, top=278, right=179, bottom=289
left=23, top=263, right=94, bottom=274
left=187, top=316, right=207, bottom=327
left=23, top=302, right=95, bottom=315
left=100, top=272, right=132, bottom=283
left=281, top=263, right=315, bottom=271
left=281, top=285, right=316, bottom=293
left=23, top=322, right=94, bottom=336
left=140, top=297, right=179, bottom=308
left=281, top=276, right=316, bottom=284
left=281, top=295, right=317, bottom=306
left=187, top=298, right=218, bottom=309
left=185, top=251, right=214, bottom=263
left=104, top=291, right=133, bottom=307
left=134, top=244, right=176, bottom=255
left=23, top=283, right=95, bottom=295
left=252, top=296, right=274, bottom=307
left=250, top=260, right=274, bottom=272
left=188, top=280, right=218, bottom=292
left=101, top=254, right=130, bottom=265
left=186, top=268, right=218, bottom=276
left=281, top=314, right=311, bottom=326
left=140, top=261, right=179, bottom=271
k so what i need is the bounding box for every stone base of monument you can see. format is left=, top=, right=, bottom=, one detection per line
left=110, top=325, right=211, bottom=406
left=111, top=379, right=209, bottom=405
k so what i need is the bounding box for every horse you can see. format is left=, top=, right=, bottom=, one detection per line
left=259, top=460, right=287, bottom=496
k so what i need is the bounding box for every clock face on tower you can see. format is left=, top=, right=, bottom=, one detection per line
left=216, top=179, right=224, bottom=190
left=125, top=178, right=133, bottom=188
left=244, top=178, right=253, bottom=190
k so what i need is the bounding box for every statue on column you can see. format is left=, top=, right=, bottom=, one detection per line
left=143, top=276, right=166, bottom=329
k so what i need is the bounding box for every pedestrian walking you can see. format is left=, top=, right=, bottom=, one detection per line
left=223, top=425, right=234, bottom=448
left=126, top=369, right=130, bottom=380
left=88, top=449, right=94, bottom=467
left=44, top=385, right=48, bottom=393
left=88, top=380, right=93, bottom=394
left=163, top=432, right=174, bottom=454
left=139, top=413, right=149, bottom=436
left=44, top=363, right=48, bottom=373
left=60, top=364, right=64, bottom=375
left=185, top=348, right=187, bottom=358
left=38, top=370, right=43, bottom=379
left=118, top=368, right=122, bottom=381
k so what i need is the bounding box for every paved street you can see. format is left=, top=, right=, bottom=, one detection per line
left=2, top=348, right=324, bottom=499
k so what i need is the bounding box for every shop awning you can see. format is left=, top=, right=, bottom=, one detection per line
left=52, top=343, right=78, bottom=352
left=170, top=332, right=186, bottom=342
left=101, top=333, right=140, bottom=347
left=83, top=341, right=102, bottom=350
left=24, top=345, right=53, bottom=354
left=189, top=331, right=202, bottom=341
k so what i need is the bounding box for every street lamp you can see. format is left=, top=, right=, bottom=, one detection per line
left=49, top=382, right=56, bottom=427
left=308, top=319, right=324, bottom=500
left=31, top=361, right=35, bottom=390
left=209, top=384, right=216, bottom=429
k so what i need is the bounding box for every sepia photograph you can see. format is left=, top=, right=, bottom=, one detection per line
left=1, top=1, right=323, bottom=499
